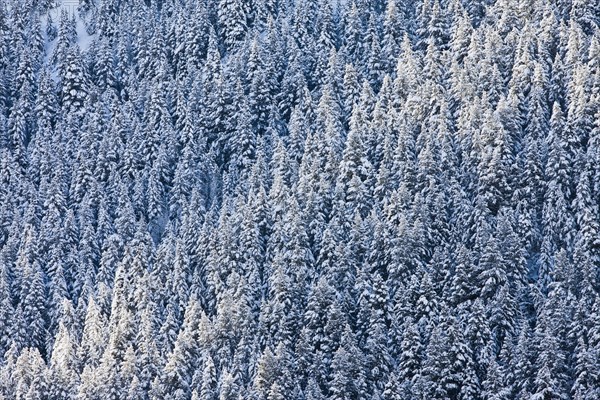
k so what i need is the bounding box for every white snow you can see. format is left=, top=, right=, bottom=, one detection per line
left=42, top=1, right=96, bottom=82
left=75, top=15, right=95, bottom=51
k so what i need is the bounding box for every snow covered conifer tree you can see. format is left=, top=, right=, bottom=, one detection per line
left=0, top=0, right=598, bottom=398
left=219, top=0, right=248, bottom=50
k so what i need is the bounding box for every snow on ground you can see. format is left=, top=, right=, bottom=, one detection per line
left=42, top=1, right=96, bottom=81
left=75, top=15, right=95, bottom=51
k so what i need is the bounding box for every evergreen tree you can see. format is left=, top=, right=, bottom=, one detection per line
left=219, top=0, right=248, bottom=50
left=0, top=1, right=596, bottom=398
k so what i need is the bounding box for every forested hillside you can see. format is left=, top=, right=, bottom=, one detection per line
left=0, top=0, right=599, bottom=398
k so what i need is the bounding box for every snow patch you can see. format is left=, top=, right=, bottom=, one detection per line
left=49, top=0, right=80, bottom=19
left=42, top=0, right=96, bottom=82
left=75, top=15, right=95, bottom=52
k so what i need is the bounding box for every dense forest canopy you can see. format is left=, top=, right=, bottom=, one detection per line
left=0, top=0, right=599, bottom=398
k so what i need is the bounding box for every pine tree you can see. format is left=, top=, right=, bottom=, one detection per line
left=0, top=0, right=597, bottom=398
left=78, top=296, right=107, bottom=370
left=61, top=46, right=88, bottom=115
left=19, top=254, right=47, bottom=352
left=48, top=322, right=79, bottom=399
left=219, top=0, right=248, bottom=50
left=328, top=326, right=367, bottom=400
